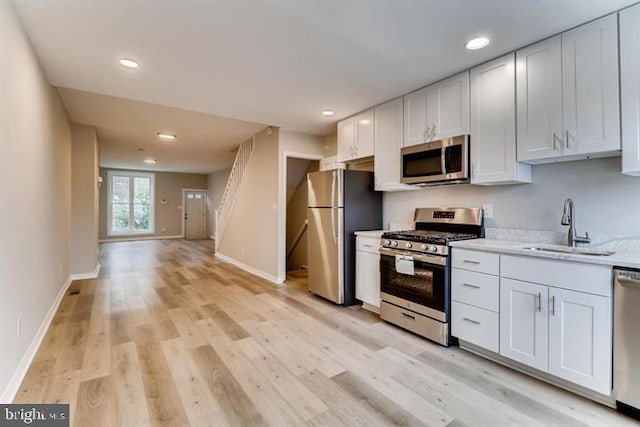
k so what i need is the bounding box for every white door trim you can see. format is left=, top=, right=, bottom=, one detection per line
left=181, top=188, right=207, bottom=239
left=277, top=151, right=323, bottom=284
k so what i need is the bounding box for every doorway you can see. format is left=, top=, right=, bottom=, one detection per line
left=285, top=158, right=320, bottom=272
left=183, top=189, right=207, bottom=240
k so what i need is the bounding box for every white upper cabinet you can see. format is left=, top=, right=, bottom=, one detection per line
left=403, top=87, right=429, bottom=147
left=517, top=15, right=620, bottom=164
left=562, top=14, right=620, bottom=157
left=355, top=110, right=375, bottom=158
left=470, top=53, right=531, bottom=185
left=337, top=109, right=374, bottom=162
left=548, top=287, right=612, bottom=395
left=427, top=71, right=470, bottom=141
left=403, top=71, right=470, bottom=147
left=337, top=117, right=355, bottom=162
left=516, top=35, right=564, bottom=162
left=374, top=98, right=418, bottom=191
left=621, top=3, right=640, bottom=176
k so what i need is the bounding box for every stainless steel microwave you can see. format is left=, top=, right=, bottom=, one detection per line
left=400, top=135, right=469, bottom=185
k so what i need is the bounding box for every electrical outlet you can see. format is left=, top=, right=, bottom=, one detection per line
left=482, top=204, right=494, bottom=219
left=17, top=317, right=22, bottom=337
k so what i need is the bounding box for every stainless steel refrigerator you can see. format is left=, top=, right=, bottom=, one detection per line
left=307, top=169, right=382, bottom=306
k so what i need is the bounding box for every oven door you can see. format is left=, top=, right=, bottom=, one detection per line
left=379, top=249, right=448, bottom=321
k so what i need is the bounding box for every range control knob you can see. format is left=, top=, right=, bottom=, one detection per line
left=405, top=242, right=413, bottom=249
left=391, top=241, right=398, bottom=247
left=431, top=246, right=439, bottom=253
left=384, top=239, right=391, bottom=246
left=420, top=244, right=428, bottom=250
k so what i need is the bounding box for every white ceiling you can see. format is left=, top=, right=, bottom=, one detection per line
left=14, top=0, right=637, bottom=146
left=59, top=88, right=265, bottom=174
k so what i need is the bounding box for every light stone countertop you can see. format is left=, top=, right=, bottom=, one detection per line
left=354, top=230, right=385, bottom=238
left=450, top=238, right=640, bottom=270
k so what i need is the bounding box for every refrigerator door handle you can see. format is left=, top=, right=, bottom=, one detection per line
left=331, top=207, right=337, bottom=244
left=331, top=170, right=337, bottom=207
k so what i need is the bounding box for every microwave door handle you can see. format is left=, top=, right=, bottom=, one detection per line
left=441, top=148, right=447, bottom=175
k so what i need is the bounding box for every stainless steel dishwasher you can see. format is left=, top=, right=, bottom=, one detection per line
left=614, top=267, right=640, bottom=419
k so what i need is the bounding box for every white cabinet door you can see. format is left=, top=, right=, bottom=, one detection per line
left=403, top=87, right=429, bottom=147
left=548, top=287, right=612, bottom=395
left=427, top=71, right=470, bottom=140
left=374, top=98, right=417, bottom=191
left=500, top=278, right=548, bottom=371
left=621, top=4, right=640, bottom=176
left=355, top=109, right=374, bottom=158
left=356, top=250, right=380, bottom=310
left=516, top=35, right=564, bottom=162
left=470, top=53, right=531, bottom=184
left=562, top=14, right=620, bottom=156
left=337, top=117, right=356, bottom=162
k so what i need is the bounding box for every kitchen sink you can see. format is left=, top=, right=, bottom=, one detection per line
left=521, top=245, right=615, bottom=257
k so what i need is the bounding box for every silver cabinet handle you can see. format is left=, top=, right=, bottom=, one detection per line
left=471, top=164, right=477, bottom=178
left=463, top=260, right=481, bottom=265
left=550, top=295, right=556, bottom=316
left=553, top=132, right=560, bottom=151
left=362, top=244, right=373, bottom=248
left=401, top=312, right=416, bottom=321
left=537, top=292, right=542, bottom=312
left=463, top=317, right=480, bottom=325
left=462, top=283, right=481, bottom=289
left=565, top=130, right=574, bottom=149
left=424, top=126, right=431, bottom=140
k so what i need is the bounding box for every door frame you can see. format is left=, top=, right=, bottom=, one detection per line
left=277, top=151, right=323, bottom=283
left=181, top=188, right=208, bottom=239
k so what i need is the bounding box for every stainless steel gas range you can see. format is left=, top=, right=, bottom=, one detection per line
left=379, top=207, right=484, bottom=346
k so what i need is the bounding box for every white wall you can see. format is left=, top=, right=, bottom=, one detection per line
left=70, top=124, right=99, bottom=275
left=0, top=1, right=72, bottom=401
left=217, top=129, right=281, bottom=280
left=384, top=157, right=640, bottom=236
left=207, top=168, right=231, bottom=238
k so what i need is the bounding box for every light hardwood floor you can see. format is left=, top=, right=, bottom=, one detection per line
left=14, top=239, right=638, bottom=426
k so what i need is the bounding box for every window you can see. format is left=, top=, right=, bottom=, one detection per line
left=108, top=171, right=155, bottom=235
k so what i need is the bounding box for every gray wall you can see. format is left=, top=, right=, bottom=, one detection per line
left=0, top=1, right=72, bottom=400
left=70, top=124, right=99, bottom=274
left=384, top=157, right=640, bottom=236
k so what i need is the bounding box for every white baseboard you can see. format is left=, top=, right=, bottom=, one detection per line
left=0, top=275, right=74, bottom=403
left=215, top=252, right=282, bottom=284
left=99, top=235, right=182, bottom=243
left=69, top=262, right=101, bottom=281
left=209, top=235, right=215, bottom=240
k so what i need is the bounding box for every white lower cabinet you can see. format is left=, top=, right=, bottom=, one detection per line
left=548, top=287, right=612, bottom=395
left=451, top=247, right=613, bottom=396
left=499, top=278, right=549, bottom=372
left=355, top=236, right=380, bottom=311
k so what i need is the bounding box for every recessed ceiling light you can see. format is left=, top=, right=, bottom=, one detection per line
left=322, top=110, right=334, bottom=117
left=118, top=58, right=140, bottom=69
left=143, top=158, right=157, bottom=164
left=157, top=132, right=177, bottom=141
left=465, top=37, right=490, bottom=50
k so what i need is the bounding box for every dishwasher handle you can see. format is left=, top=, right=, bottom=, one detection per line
left=615, top=269, right=640, bottom=288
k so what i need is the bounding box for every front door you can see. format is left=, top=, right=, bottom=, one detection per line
left=184, top=190, right=206, bottom=240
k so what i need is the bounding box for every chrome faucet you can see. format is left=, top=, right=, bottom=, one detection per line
left=561, top=198, right=591, bottom=247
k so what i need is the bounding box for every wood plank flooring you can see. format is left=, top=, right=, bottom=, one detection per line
left=14, top=239, right=638, bottom=426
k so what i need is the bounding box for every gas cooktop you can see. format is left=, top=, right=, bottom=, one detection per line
left=382, top=229, right=480, bottom=245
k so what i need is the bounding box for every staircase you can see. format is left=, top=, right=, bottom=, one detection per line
left=214, top=137, right=255, bottom=251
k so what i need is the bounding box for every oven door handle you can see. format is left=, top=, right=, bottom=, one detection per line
left=379, top=248, right=446, bottom=266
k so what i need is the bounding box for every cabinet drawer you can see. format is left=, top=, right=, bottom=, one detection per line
left=356, top=236, right=380, bottom=254
left=451, top=268, right=499, bottom=312
left=500, top=255, right=612, bottom=297
left=452, top=248, right=499, bottom=275
left=452, top=302, right=499, bottom=353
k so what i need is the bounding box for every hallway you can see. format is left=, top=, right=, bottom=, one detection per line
left=13, top=240, right=635, bottom=426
